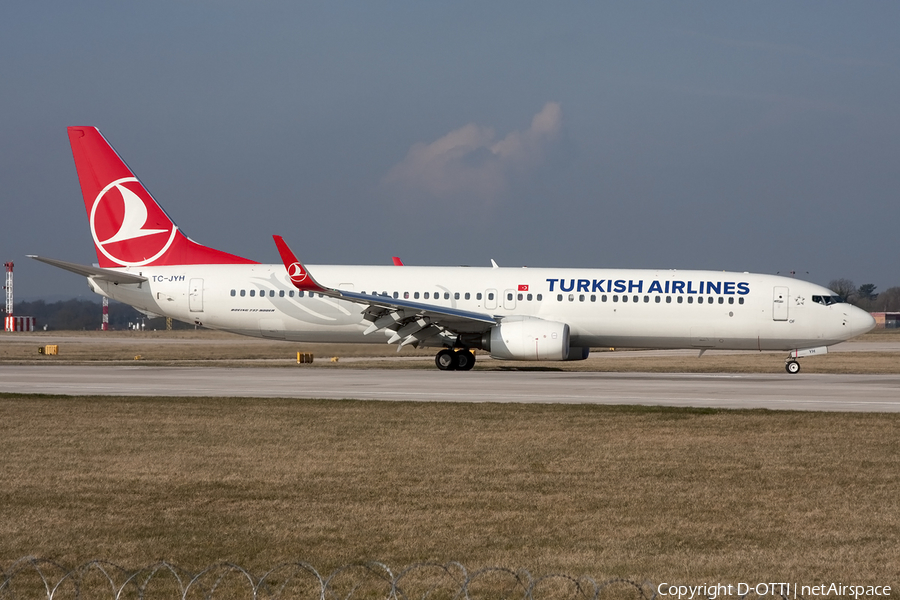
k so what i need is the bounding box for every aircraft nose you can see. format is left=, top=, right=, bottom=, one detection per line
left=846, top=305, right=876, bottom=337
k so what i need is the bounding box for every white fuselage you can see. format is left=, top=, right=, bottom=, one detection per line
left=87, top=264, right=875, bottom=352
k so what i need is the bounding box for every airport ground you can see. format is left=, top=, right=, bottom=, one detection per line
left=1, top=328, right=900, bottom=374
left=1, top=329, right=898, bottom=591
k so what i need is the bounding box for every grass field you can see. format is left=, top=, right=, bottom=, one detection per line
left=1, top=394, right=898, bottom=589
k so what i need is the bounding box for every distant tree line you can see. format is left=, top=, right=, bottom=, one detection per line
left=828, top=279, right=900, bottom=312
left=9, top=299, right=191, bottom=330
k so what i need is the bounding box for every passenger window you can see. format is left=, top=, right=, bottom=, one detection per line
left=590, top=294, right=596, bottom=302
left=414, top=292, right=420, bottom=299
left=728, top=297, right=734, bottom=304
left=677, top=296, right=683, bottom=304
left=557, top=294, right=563, bottom=301
left=655, top=296, right=660, bottom=303
left=527, top=294, right=533, bottom=301
left=444, top=292, right=449, bottom=300
left=289, top=290, right=294, bottom=297
left=536, top=294, right=542, bottom=301
left=488, top=293, right=494, bottom=300
left=718, top=297, right=724, bottom=304
left=393, top=292, right=399, bottom=299
left=698, top=297, right=703, bottom=304
left=739, top=298, right=744, bottom=305
left=279, top=290, right=285, bottom=297
left=622, top=295, right=628, bottom=303
left=404, top=292, right=409, bottom=299
left=465, top=292, right=471, bottom=300
left=644, top=296, right=649, bottom=303
left=455, top=292, right=460, bottom=300
left=613, top=295, right=619, bottom=302
left=666, top=296, right=672, bottom=303
left=568, top=294, right=575, bottom=302
left=299, top=291, right=305, bottom=297
left=687, top=297, right=693, bottom=304
left=240, top=289, right=246, bottom=297
left=518, top=293, right=524, bottom=301
left=270, top=290, right=275, bottom=297
left=633, top=295, right=638, bottom=303
left=477, top=293, right=483, bottom=300
left=602, top=295, right=607, bottom=302
left=250, top=289, right=256, bottom=297
left=424, top=292, right=429, bottom=299
left=579, top=294, right=584, bottom=302
left=230, top=289, right=236, bottom=297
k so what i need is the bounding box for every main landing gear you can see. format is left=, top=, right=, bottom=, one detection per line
left=435, top=348, right=476, bottom=371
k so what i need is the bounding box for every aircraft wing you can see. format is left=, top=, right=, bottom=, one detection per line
left=28, top=255, right=148, bottom=284
left=273, top=236, right=497, bottom=349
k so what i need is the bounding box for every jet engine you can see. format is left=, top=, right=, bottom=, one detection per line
left=483, top=317, right=571, bottom=361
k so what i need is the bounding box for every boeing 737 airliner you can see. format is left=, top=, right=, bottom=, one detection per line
left=31, top=127, right=875, bottom=372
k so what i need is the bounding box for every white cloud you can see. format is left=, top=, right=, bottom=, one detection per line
left=383, top=102, right=562, bottom=202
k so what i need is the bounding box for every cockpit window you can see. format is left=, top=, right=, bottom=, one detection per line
left=813, top=295, right=845, bottom=306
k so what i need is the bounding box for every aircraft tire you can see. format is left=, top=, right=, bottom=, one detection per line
left=455, top=350, right=476, bottom=371
left=435, top=349, right=457, bottom=371
left=785, top=360, right=800, bottom=374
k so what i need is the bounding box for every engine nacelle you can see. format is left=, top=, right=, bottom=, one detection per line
left=484, top=317, right=570, bottom=361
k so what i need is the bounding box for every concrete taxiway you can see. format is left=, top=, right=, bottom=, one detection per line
left=1, top=366, right=898, bottom=412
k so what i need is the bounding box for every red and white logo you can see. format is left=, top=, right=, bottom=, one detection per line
left=288, top=262, right=308, bottom=285
left=518, top=284, right=529, bottom=291
left=90, top=178, right=177, bottom=266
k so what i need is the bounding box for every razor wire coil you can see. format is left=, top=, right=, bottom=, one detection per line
left=0, top=558, right=803, bottom=600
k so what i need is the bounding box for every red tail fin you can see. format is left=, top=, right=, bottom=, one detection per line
left=68, top=127, right=257, bottom=267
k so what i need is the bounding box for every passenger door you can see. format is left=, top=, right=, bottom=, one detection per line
left=773, top=286, right=789, bottom=321
left=189, top=278, right=204, bottom=312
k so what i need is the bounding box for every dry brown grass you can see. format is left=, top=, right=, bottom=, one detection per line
left=1, top=394, right=898, bottom=587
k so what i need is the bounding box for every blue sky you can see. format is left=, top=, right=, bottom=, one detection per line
left=2, top=2, right=898, bottom=300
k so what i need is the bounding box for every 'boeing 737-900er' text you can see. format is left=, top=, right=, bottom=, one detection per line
left=31, top=127, right=875, bottom=372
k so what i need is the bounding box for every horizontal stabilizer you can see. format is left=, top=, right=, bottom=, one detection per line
left=28, top=255, right=148, bottom=284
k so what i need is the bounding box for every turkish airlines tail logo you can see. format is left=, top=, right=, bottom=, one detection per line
left=90, top=178, right=178, bottom=266
left=101, top=183, right=167, bottom=244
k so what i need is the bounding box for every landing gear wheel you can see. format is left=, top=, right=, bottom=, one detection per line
left=785, top=360, right=800, bottom=374
left=455, top=350, right=476, bottom=371
left=435, top=349, right=457, bottom=371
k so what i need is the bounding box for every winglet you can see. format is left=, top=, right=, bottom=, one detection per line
left=272, top=235, right=330, bottom=294
left=392, top=256, right=404, bottom=266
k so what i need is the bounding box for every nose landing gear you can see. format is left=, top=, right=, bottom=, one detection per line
left=435, top=348, right=476, bottom=371
left=784, top=346, right=827, bottom=374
